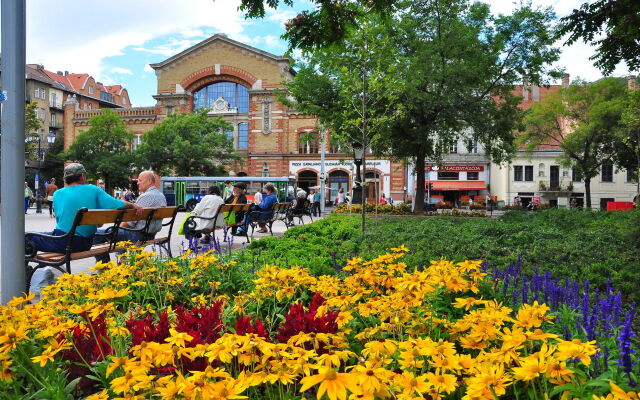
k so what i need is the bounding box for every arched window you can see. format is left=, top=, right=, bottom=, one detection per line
left=298, top=132, right=319, bottom=154
left=238, top=123, right=248, bottom=150
left=193, top=81, right=249, bottom=113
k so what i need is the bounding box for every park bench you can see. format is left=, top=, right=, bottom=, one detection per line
left=24, top=206, right=180, bottom=291
left=249, top=202, right=292, bottom=235
left=286, top=199, right=314, bottom=225
left=183, top=203, right=253, bottom=245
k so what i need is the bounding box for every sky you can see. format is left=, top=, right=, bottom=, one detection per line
left=10, top=0, right=634, bottom=107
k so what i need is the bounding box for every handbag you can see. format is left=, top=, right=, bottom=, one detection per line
left=177, top=212, right=191, bottom=235
left=224, top=196, right=239, bottom=225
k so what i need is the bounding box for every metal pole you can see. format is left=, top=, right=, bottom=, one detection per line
left=320, top=129, right=326, bottom=214
left=36, top=136, right=42, bottom=213
left=1, top=0, right=27, bottom=303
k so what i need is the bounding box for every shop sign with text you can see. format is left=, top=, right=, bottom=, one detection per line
left=426, top=165, right=484, bottom=172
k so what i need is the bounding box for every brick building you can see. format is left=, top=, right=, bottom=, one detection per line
left=63, top=34, right=408, bottom=202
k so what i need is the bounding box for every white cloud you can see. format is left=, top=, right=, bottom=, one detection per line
left=143, top=64, right=154, bottom=73
left=24, top=0, right=248, bottom=82
left=266, top=9, right=298, bottom=27
left=111, top=67, right=133, bottom=75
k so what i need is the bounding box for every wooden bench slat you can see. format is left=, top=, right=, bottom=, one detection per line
left=79, top=210, right=124, bottom=225
left=120, top=208, right=155, bottom=222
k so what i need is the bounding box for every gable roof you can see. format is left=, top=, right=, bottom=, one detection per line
left=150, top=34, right=291, bottom=70
left=66, top=73, right=90, bottom=91
left=43, top=70, right=74, bottom=91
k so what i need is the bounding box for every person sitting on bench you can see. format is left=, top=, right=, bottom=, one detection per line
left=236, top=183, right=278, bottom=235
left=94, top=170, right=165, bottom=264
left=189, top=185, right=225, bottom=242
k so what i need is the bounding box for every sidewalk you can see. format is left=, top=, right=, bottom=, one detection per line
left=3, top=207, right=325, bottom=280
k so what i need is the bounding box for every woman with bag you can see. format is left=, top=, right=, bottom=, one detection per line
left=45, top=178, right=58, bottom=218
left=224, top=182, right=247, bottom=235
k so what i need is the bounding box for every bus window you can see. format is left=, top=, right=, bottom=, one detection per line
left=163, top=181, right=175, bottom=193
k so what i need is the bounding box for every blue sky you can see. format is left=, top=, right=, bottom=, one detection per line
left=17, top=0, right=632, bottom=107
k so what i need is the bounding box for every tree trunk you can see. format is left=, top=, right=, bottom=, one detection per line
left=584, top=177, right=592, bottom=209
left=636, top=151, right=640, bottom=203
left=414, top=146, right=426, bottom=212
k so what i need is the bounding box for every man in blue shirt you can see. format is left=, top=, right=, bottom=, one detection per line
left=26, top=163, right=143, bottom=254
left=236, top=183, right=278, bottom=235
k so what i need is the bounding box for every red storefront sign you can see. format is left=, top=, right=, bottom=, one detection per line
left=426, top=165, right=484, bottom=172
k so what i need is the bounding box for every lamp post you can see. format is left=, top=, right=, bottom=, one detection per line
left=351, top=142, right=364, bottom=204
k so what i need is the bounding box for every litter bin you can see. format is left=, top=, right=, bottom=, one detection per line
left=497, top=200, right=505, bottom=210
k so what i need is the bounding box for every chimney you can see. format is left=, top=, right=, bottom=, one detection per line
left=64, top=71, right=68, bottom=76
left=36, top=64, right=44, bottom=71
left=562, top=73, right=570, bottom=87
left=627, top=75, right=637, bottom=91
left=56, top=71, right=63, bottom=75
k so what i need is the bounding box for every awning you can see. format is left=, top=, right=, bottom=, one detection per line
left=429, top=181, right=487, bottom=191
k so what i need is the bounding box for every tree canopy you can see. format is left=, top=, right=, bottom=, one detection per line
left=522, top=77, right=627, bottom=208
left=65, top=109, right=134, bottom=192
left=237, top=0, right=396, bottom=49
left=286, top=0, right=562, bottom=210
left=559, top=0, right=640, bottom=74
left=134, top=110, right=239, bottom=176
left=614, top=89, right=640, bottom=200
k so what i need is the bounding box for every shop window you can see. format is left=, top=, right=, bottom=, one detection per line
left=438, top=172, right=459, bottom=180
left=467, top=172, right=479, bottom=180
left=601, top=162, right=613, bottom=182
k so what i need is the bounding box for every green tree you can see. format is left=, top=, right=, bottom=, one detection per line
left=42, top=130, right=65, bottom=185
left=65, top=109, right=134, bottom=193
left=614, top=89, right=640, bottom=202
left=559, top=0, right=640, bottom=74
left=522, top=78, right=627, bottom=208
left=237, top=0, right=396, bottom=49
left=24, top=102, right=41, bottom=161
left=134, top=110, right=238, bottom=176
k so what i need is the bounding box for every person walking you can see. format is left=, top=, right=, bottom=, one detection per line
left=337, top=187, right=346, bottom=205
left=24, top=182, right=33, bottom=214
left=312, top=190, right=321, bottom=217
left=45, top=178, right=58, bottom=218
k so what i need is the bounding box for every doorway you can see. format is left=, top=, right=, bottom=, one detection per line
left=328, top=170, right=349, bottom=204
left=297, top=170, right=317, bottom=193
left=365, top=171, right=381, bottom=203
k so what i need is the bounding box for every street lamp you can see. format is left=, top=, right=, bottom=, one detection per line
left=34, top=133, right=43, bottom=213
left=352, top=142, right=364, bottom=204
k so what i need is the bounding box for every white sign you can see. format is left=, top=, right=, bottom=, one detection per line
left=289, top=159, right=391, bottom=175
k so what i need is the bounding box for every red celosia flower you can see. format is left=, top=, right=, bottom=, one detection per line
left=276, top=293, right=339, bottom=347
left=126, top=310, right=170, bottom=346
left=235, top=316, right=270, bottom=338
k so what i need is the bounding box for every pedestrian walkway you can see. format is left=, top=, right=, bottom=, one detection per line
left=2, top=207, right=326, bottom=282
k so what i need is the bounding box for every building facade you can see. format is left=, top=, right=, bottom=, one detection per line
left=62, top=34, right=638, bottom=208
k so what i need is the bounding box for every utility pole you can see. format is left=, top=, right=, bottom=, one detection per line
left=1, top=0, right=27, bottom=303
left=320, top=128, right=326, bottom=215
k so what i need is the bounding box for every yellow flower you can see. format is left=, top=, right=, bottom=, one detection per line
left=425, top=371, right=457, bottom=394
left=512, top=355, right=547, bottom=381
left=7, top=292, right=35, bottom=307
left=31, top=346, right=58, bottom=367
left=555, top=339, right=598, bottom=366
left=300, top=367, right=359, bottom=400
left=110, top=363, right=154, bottom=394
left=85, top=389, right=109, bottom=400
left=165, top=328, right=193, bottom=348
left=350, top=361, right=392, bottom=394
left=394, top=371, right=432, bottom=397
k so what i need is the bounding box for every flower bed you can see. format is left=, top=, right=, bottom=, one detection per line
left=333, top=203, right=489, bottom=217
left=0, top=245, right=638, bottom=399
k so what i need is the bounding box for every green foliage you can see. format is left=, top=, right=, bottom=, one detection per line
left=24, top=103, right=42, bottom=161
left=522, top=78, right=628, bottom=208
left=64, top=109, right=134, bottom=192
left=242, top=210, right=640, bottom=304
left=559, top=0, right=640, bottom=74
left=134, top=110, right=239, bottom=176
left=614, top=89, right=640, bottom=199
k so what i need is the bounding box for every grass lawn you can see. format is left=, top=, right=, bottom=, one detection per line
left=245, top=209, right=640, bottom=302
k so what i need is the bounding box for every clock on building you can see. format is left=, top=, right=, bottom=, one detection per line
left=212, top=96, right=229, bottom=112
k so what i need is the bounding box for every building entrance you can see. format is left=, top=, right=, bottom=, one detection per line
left=297, top=170, right=317, bottom=193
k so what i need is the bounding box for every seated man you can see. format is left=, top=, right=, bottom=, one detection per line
left=189, top=185, right=225, bottom=242
left=26, top=163, right=142, bottom=293
left=94, top=170, right=166, bottom=263
left=236, top=183, right=278, bottom=235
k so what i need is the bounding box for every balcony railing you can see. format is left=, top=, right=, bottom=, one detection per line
left=49, top=101, right=63, bottom=110
left=49, top=120, right=62, bottom=129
